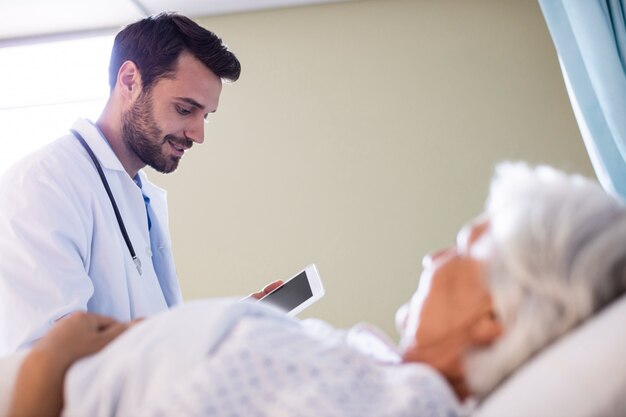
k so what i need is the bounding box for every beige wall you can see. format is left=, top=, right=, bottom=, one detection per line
left=148, top=0, right=593, bottom=338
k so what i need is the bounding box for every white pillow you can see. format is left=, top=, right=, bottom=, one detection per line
left=474, top=294, right=626, bottom=417
left=0, top=349, right=29, bottom=417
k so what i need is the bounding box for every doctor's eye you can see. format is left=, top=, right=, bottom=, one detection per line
left=175, top=105, right=192, bottom=116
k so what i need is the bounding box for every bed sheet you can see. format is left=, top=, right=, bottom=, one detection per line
left=62, top=299, right=461, bottom=417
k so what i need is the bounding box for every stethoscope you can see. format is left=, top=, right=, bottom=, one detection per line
left=70, top=129, right=142, bottom=275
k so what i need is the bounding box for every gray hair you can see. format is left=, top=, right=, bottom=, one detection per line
left=464, top=162, right=626, bottom=398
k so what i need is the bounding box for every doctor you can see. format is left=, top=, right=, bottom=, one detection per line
left=0, top=13, right=258, bottom=355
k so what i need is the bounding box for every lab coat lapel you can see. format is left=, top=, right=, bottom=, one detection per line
left=139, top=174, right=182, bottom=307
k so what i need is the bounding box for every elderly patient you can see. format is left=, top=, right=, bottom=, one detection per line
left=5, top=162, right=626, bottom=417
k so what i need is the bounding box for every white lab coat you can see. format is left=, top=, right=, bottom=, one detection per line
left=0, top=119, right=182, bottom=355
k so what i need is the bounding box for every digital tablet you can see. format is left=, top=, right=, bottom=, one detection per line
left=259, top=264, right=325, bottom=316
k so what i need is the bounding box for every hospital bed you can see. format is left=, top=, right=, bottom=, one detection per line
left=1, top=294, right=625, bottom=416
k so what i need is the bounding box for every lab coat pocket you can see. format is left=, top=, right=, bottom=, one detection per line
left=152, top=239, right=181, bottom=307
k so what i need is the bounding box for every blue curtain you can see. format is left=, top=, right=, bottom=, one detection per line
left=539, top=0, right=626, bottom=200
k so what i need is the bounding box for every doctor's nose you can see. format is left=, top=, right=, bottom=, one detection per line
left=184, top=121, right=205, bottom=144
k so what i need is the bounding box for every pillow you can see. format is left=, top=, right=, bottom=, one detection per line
left=0, top=349, right=29, bottom=417
left=474, top=294, right=626, bottom=417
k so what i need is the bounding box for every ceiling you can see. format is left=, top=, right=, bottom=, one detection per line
left=1, top=0, right=349, bottom=45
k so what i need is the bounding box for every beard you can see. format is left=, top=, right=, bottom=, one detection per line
left=121, top=91, right=193, bottom=174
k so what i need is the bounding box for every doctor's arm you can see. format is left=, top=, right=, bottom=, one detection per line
left=0, top=161, right=98, bottom=353
left=7, top=313, right=129, bottom=417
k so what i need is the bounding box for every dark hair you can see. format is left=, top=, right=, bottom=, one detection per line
left=108, top=12, right=241, bottom=91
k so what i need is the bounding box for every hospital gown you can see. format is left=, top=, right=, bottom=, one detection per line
left=62, top=299, right=461, bottom=417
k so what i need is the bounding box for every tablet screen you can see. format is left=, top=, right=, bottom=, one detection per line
left=260, top=271, right=313, bottom=312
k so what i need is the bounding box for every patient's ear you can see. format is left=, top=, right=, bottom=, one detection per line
left=470, top=312, right=503, bottom=346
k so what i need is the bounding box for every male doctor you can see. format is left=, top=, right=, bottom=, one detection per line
left=0, top=13, right=267, bottom=355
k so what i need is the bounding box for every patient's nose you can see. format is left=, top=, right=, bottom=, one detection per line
left=422, top=248, right=452, bottom=269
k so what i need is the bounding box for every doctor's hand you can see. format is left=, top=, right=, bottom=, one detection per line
left=248, top=280, right=284, bottom=300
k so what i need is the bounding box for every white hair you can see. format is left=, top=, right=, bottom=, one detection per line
left=464, top=162, right=626, bottom=399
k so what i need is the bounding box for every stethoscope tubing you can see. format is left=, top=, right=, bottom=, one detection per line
left=70, top=129, right=142, bottom=275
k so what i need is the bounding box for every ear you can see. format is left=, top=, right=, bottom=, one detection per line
left=469, top=311, right=503, bottom=346
left=116, top=60, right=142, bottom=100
